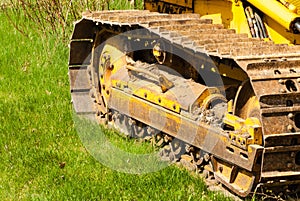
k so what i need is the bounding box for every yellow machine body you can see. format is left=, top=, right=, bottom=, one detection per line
left=145, top=0, right=300, bottom=44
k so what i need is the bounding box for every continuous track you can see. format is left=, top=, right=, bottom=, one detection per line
left=69, top=10, right=300, bottom=198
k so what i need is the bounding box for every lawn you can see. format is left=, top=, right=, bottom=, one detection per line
left=0, top=8, right=232, bottom=201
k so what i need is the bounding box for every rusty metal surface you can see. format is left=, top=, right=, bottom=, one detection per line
left=69, top=66, right=90, bottom=91
left=68, top=65, right=94, bottom=115
left=115, top=62, right=212, bottom=112
left=82, top=11, right=300, bottom=59
left=68, top=11, right=300, bottom=197
left=212, top=156, right=257, bottom=197
left=244, top=61, right=300, bottom=136
left=69, top=41, right=93, bottom=65
left=78, top=10, right=300, bottom=133
left=108, top=87, right=262, bottom=172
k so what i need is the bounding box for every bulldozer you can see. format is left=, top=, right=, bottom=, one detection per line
left=69, top=0, right=300, bottom=198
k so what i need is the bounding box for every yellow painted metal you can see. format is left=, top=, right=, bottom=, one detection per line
left=112, top=75, right=225, bottom=115
left=98, top=42, right=127, bottom=102
left=230, top=0, right=252, bottom=37
left=279, top=0, right=297, bottom=13
left=290, top=0, right=300, bottom=15
left=264, top=14, right=300, bottom=44
left=192, top=87, right=219, bottom=108
left=163, top=0, right=193, bottom=8
left=152, top=48, right=161, bottom=57
left=194, top=0, right=233, bottom=28
left=217, top=62, right=248, bottom=82
left=224, top=113, right=263, bottom=147
left=227, top=100, right=233, bottom=114
left=145, top=0, right=300, bottom=43
left=244, top=118, right=262, bottom=145
left=111, top=75, right=182, bottom=113
left=214, top=158, right=255, bottom=195
left=132, top=87, right=181, bottom=113
left=194, top=1, right=250, bottom=35
left=247, top=0, right=300, bottom=31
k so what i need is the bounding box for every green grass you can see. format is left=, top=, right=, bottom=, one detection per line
left=0, top=9, right=233, bottom=201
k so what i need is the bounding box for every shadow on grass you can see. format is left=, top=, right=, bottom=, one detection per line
left=73, top=113, right=170, bottom=174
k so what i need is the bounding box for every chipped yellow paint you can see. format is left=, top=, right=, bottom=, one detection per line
left=214, top=159, right=254, bottom=193
left=112, top=77, right=181, bottom=113
left=99, top=42, right=127, bottom=104
left=192, top=88, right=224, bottom=110
left=133, top=87, right=181, bottom=113
left=224, top=113, right=263, bottom=147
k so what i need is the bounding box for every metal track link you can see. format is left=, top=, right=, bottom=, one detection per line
left=82, top=11, right=300, bottom=60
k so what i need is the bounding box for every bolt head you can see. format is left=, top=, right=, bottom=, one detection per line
left=219, top=166, right=223, bottom=173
